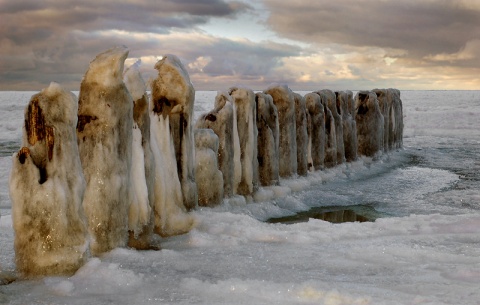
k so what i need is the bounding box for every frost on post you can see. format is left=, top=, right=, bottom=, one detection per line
left=124, top=62, right=155, bottom=250
left=355, top=91, right=385, bottom=157
left=255, top=92, right=279, bottom=186
left=77, top=46, right=133, bottom=256
left=229, top=87, right=259, bottom=196
left=10, top=82, right=88, bottom=277
left=264, top=84, right=297, bottom=178
left=194, top=129, right=224, bottom=207
left=305, top=92, right=325, bottom=171
left=151, top=55, right=197, bottom=211
left=195, top=92, right=239, bottom=197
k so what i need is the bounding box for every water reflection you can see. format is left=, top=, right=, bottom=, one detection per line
left=267, top=204, right=387, bottom=224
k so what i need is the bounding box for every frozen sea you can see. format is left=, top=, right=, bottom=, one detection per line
left=1, top=90, right=479, bottom=304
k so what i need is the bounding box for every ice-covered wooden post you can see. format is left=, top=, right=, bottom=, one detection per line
left=10, top=82, right=88, bottom=276
left=346, top=90, right=355, bottom=118
left=264, top=84, right=297, bottom=177
left=315, top=91, right=337, bottom=168
left=336, top=90, right=358, bottom=162
left=151, top=54, right=198, bottom=211
left=229, top=87, right=259, bottom=196
left=373, top=88, right=390, bottom=152
left=194, top=129, right=224, bottom=207
left=150, top=56, right=194, bottom=237
left=388, top=88, right=404, bottom=149
left=305, top=92, right=325, bottom=171
left=124, top=62, right=155, bottom=250
left=195, top=92, right=241, bottom=197
left=293, top=92, right=308, bottom=176
left=77, top=46, right=133, bottom=256
left=320, top=89, right=345, bottom=164
left=355, top=91, right=385, bottom=157
left=255, top=92, right=279, bottom=186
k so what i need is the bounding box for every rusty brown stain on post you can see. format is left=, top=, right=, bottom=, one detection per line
left=25, top=98, right=46, bottom=146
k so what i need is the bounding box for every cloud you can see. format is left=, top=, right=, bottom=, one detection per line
left=260, top=0, right=480, bottom=89
left=0, top=0, right=250, bottom=36
left=0, top=0, right=254, bottom=90
left=1, top=0, right=480, bottom=90
left=263, top=0, right=480, bottom=57
left=424, top=39, right=480, bottom=63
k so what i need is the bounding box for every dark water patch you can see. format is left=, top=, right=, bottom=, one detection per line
left=267, top=204, right=389, bottom=224
left=407, top=153, right=427, bottom=167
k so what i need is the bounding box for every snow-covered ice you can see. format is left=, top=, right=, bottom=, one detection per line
left=1, top=90, right=480, bottom=304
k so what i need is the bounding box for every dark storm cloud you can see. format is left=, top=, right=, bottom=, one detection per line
left=0, top=0, right=252, bottom=89
left=0, top=0, right=250, bottom=40
left=263, top=0, right=480, bottom=60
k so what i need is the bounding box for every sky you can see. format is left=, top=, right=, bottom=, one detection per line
left=1, top=0, right=480, bottom=91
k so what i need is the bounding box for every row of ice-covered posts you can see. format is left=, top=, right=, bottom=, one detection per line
left=9, top=46, right=403, bottom=277
left=194, top=85, right=404, bottom=207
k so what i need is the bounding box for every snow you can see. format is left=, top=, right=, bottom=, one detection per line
left=1, top=90, right=480, bottom=304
